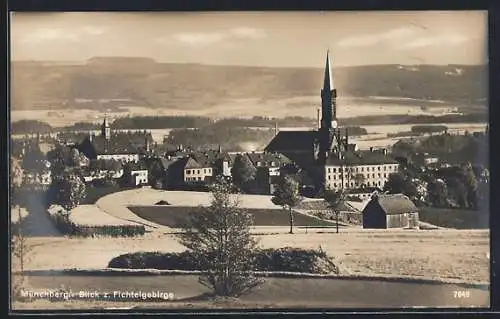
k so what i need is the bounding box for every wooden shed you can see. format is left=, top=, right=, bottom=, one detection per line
left=362, top=194, right=419, bottom=229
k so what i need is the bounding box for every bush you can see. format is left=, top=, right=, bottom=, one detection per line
left=107, top=247, right=339, bottom=274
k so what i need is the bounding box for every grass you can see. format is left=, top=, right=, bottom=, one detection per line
left=82, top=185, right=129, bottom=205
left=127, top=205, right=335, bottom=227
left=418, top=207, right=489, bottom=229
left=21, top=230, right=489, bottom=284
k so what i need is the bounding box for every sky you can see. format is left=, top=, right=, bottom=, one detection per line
left=10, top=11, right=488, bottom=67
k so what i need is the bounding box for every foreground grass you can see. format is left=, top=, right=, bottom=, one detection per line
left=22, top=230, right=489, bottom=284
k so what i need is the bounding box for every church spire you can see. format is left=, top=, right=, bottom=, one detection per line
left=323, top=49, right=334, bottom=92
left=102, top=114, right=111, bottom=140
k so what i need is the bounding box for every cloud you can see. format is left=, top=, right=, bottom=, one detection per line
left=156, top=27, right=266, bottom=47
left=18, top=26, right=108, bottom=44
left=229, top=27, right=266, bottom=39
left=336, top=27, right=415, bottom=48
left=396, top=33, right=469, bottom=50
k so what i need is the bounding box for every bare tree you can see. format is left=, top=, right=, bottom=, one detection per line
left=324, top=189, right=347, bottom=233
left=272, top=175, right=303, bottom=234
left=178, top=177, right=263, bottom=297
left=11, top=207, right=32, bottom=300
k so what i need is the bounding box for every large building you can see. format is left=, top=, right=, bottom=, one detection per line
left=77, top=116, right=153, bottom=163
left=265, top=51, right=399, bottom=192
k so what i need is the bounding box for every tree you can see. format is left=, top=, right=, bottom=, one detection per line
left=271, top=175, right=303, bottom=234
left=231, top=154, right=256, bottom=193
left=426, top=179, right=448, bottom=207
left=384, top=172, right=418, bottom=199
left=69, top=148, right=80, bottom=167
left=55, top=172, right=87, bottom=216
left=11, top=207, right=32, bottom=301
left=11, top=157, right=24, bottom=206
left=178, top=177, right=263, bottom=297
left=354, top=173, right=365, bottom=188
left=324, top=190, right=347, bottom=233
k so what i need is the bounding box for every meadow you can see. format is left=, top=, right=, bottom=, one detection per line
left=128, top=205, right=335, bottom=228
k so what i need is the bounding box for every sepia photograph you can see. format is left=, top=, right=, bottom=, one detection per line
left=9, top=11, right=489, bottom=311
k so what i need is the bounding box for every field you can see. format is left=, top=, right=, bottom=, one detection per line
left=20, top=229, right=489, bottom=285
left=419, top=207, right=489, bottom=229
left=128, top=206, right=334, bottom=228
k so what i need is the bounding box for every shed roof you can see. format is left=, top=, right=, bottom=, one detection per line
left=367, top=194, right=418, bottom=215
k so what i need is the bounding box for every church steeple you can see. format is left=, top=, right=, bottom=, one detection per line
left=323, top=49, right=334, bottom=92
left=321, top=49, right=337, bottom=130
left=318, top=50, right=338, bottom=164
left=101, top=114, right=111, bottom=140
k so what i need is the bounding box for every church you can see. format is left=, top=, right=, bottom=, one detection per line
left=265, top=51, right=399, bottom=192
left=77, top=116, right=153, bottom=163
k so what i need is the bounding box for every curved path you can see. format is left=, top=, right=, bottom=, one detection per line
left=18, top=191, right=62, bottom=237
left=96, top=188, right=300, bottom=234
left=23, top=274, right=489, bottom=308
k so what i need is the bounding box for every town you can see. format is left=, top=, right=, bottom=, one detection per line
left=10, top=11, right=490, bottom=311
left=12, top=52, right=489, bottom=229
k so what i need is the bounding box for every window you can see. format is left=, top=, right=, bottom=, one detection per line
left=372, top=167, right=375, bottom=171
left=384, top=173, right=387, bottom=178
left=197, top=170, right=200, bottom=174
left=334, top=183, right=337, bottom=187
left=372, top=173, right=375, bottom=178
left=328, top=175, right=331, bottom=180
left=378, top=166, right=381, bottom=171
left=328, top=168, right=331, bottom=173
left=384, top=166, right=387, bottom=171
left=186, top=170, right=191, bottom=174
left=361, top=167, right=364, bottom=172
left=257, top=161, right=262, bottom=167
left=333, top=175, right=336, bottom=180
left=378, top=173, right=381, bottom=177
left=333, top=168, right=337, bottom=173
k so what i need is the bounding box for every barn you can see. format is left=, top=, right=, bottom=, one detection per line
left=362, top=194, right=419, bottom=229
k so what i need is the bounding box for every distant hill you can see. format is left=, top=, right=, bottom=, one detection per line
left=11, top=57, right=487, bottom=111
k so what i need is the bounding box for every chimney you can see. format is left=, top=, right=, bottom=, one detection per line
left=274, top=122, right=279, bottom=136
left=317, top=108, right=321, bottom=130
left=369, top=147, right=373, bottom=152
left=89, top=132, right=93, bottom=142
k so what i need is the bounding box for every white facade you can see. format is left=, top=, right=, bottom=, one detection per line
left=184, top=167, right=213, bottom=183
left=324, top=163, right=400, bottom=191
left=97, top=154, right=139, bottom=163
left=131, top=169, right=148, bottom=186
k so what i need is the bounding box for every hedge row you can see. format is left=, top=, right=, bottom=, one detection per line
left=108, top=247, right=339, bottom=274
left=47, top=206, right=146, bottom=237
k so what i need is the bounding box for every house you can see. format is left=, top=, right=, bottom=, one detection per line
left=324, top=148, right=399, bottom=191
left=247, top=152, right=292, bottom=194
left=362, top=194, right=419, bottom=229
left=182, top=156, right=213, bottom=184
left=124, top=162, right=149, bottom=187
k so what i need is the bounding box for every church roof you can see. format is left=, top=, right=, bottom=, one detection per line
left=265, top=131, right=317, bottom=152
left=245, top=152, right=291, bottom=167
